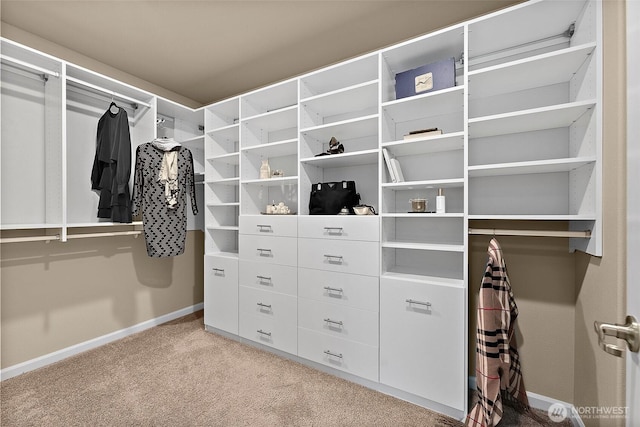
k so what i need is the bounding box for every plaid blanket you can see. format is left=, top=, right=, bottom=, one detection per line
left=466, top=238, right=530, bottom=427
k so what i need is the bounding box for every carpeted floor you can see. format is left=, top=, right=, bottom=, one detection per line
left=1, top=311, right=564, bottom=426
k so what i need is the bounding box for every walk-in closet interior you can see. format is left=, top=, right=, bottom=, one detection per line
left=1, top=0, right=629, bottom=425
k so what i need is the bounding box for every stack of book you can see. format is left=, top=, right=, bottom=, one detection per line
left=382, top=148, right=404, bottom=183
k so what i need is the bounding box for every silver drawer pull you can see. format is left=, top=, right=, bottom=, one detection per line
left=323, top=227, right=343, bottom=234
left=212, top=268, right=225, bottom=274
left=257, top=224, right=272, bottom=232
left=257, top=329, right=272, bottom=337
left=257, top=275, right=272, bottom=282
left=324, top=254, right=343, bottom=262
left=324, top=318, right=343, bottom=327
left=257, top=302, right=272, bottom=309
left=323, top=286, right=344, bottom=294
left=257, top=248, right=272, bottom=254
left=324, top=350, right=343, bottom=359
left=406, top=299, right=432, bottom=308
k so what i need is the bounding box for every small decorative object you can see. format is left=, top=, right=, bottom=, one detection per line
left=264, top=201, right=293, bottom=215
left=260, top=159, right=271, bottom=179
left=436, top=188, right=446, bottom=214
left=338, top=206, right=350, bottom=215
left=409, top=198, right=427, bottom=213
left=353, top=205, right=377, bottom=215
left=272, top=169, right=284, bottom=178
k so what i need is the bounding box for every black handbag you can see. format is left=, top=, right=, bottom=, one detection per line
left=309, top=181, right=361, bottom=215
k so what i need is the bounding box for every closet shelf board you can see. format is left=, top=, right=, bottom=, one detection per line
left=301, top=80, right=378, bottom=118
left=468, top=156, right=596, bottom=177
left=300, top=53, right=379, bottom=98
left=207, top=123, right=239, bottom=139
left=180, top=135, right=205, bottom=145
left=382, top=241, right=464, bottom=252
left=300, top=149, right=379, bottom=168
left=206, top=251, right=239, bottom=259
left=67, top=221, right=143, bottom=228
left=381, top=86, right=465, bottom=122
left=381, top=213, right=464, bottom=218
left=207, top=225, right=239, bottom=231
left=300, top=114, right=378, bottom=142
left=242, top=176, right=298, bottom=187
left=468, top=214, right=597, bottom=221
left=468, top=100, right=596, bottom=138
left=468, top=43, right=597, bottom=99
left=206, top=177, right=240, bottom=186
left=382, top=132, right=465, bottom=156
left=1, top=223, right=63, bottom=231
left=207, top=202, right=240, bottom=207
left=381, top=270, right=465, bottom=289
left=382, top=178, right=464, bottom=190
left=241, top=139, right=297, bottom=158
left=241, top=105, right=297, bottom=131
left=207, top=152, right=240, bottom=165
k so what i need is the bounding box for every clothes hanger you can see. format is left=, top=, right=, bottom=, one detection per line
left=109, top=93, right=119, bottom=114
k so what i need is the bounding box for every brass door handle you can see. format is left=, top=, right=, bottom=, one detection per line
left=594, top=315, right=639, bottom=357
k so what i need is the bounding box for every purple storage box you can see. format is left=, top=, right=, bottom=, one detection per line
left=395, top=57, right=456, bottom=99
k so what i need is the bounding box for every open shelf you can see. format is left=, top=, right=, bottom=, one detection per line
left=300, top=149, right=379, bottom=168
left=382, top=132, right=464, bottom=157
left=469, top=156, right=596, bottom=177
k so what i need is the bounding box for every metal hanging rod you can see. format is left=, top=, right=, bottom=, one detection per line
left=0, top=54, right=60, bottom=78
left=468, top=228, right=591, bottom=239
left=66, top=76, right=151, bottom=109
left=1, top=230, right=142, bottom=244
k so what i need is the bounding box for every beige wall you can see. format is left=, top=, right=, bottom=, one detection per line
left=1, top=231, right=204, bottom=368
left=573, top=1, right=627, bottom=426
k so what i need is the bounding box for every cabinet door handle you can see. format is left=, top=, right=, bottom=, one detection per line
left=257, top=302, right=272, bottom=310
left=406, top=299, right=432, bottom=308
left=256, top=275, right=272, bottom=283
left=257, top=329, right=272, bottom=337
left=324, top=318, right=343, bottom=327
left=257, top=224, right=272, bottom=232
left=257, top=248, right=272, bottom=255
left=324, top=254, right=343, bottom=263
left=212, top=268, right=225, bottom=274
left=323, top=227, right=343, bottom=234
left=323, top=286, right=344, bottom=294
left=323, top=350, right=343, bottom=359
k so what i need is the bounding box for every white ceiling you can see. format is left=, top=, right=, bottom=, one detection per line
left=1, top=0, right=522, bottom=107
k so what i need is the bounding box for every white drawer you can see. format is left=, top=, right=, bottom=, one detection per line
left=379, top=277, right=465, bottom=411
left=298, top=268, right=378, bottom=311
left=240, top=312, right=297, bottom=355
left=239, top=261, right=297, bottom=296
left=298, top=298, right=378, bottom=347
left=240, top=215, right=297, bottom=237
left=239, top=286, right=297, bottom=325
left=298, top=238, right=379, bottom=276
left=204, top=255, right=239, bottom=335
left=298, top=216, right=379, bottom=241
left=239, top=234, right=297, bottom=266
left=298, top=328, right=378, bottom=382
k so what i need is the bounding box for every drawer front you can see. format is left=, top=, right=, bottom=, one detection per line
left=298, top=298, right=378, bottom=347
left=298, top=268, right=378, bottom=311
left=298, top=238, right=379, bottom=276
left=240, top=215, right=297, bottom=237
left=240, top=312, right=297, bottom=355
left=379, top=277, right=465, bottom=411
left=298, top=328, right=378, bottom=382
left=204, top=255, right=239, bottom=334
left=239, top=286, right=297, bottom=325
left=239, top=234, right=297, bottom=266
left=298, top=216, right=379, bottom=241
left=240, top=261, right=297, bottom=296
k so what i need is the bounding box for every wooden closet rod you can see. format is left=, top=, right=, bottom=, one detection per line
left=468, top=228, right=591, bottom=238
left=0, top=54, right=60, bottom=78
left=1, top=230, right=142, bottom=244
left=66, top=76, right=151, bottom=109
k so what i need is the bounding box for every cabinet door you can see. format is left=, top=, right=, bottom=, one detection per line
left=204, top=256, right=239, bottom=334
left=298, top=216, right=379, bottom=241
left=379, top=278, right=465, bottom=411
left=240, top=215, right=298, bottom=237
left=239, top=234, right=297, bottom=266
left=298, top=238, right=379, bottom=276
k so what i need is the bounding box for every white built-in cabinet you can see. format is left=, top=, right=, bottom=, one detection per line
left=202, top=0, right=601, bottom=420
left=1, top=0, right=602, bottom=421
left=1, top=38, right=204, bottom=241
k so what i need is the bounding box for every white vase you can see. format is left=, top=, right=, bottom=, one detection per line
left=260, top=159, right=271, bottom=179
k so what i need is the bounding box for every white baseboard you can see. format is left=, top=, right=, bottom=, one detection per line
left=1, top=303, right=204, bottom=382
left=468, top=376, right=584, bottom=426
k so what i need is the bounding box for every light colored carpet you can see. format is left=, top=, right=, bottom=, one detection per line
left=1, top=311, right=563, bottom=426
left=1, top=311, right=461, bottom=426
